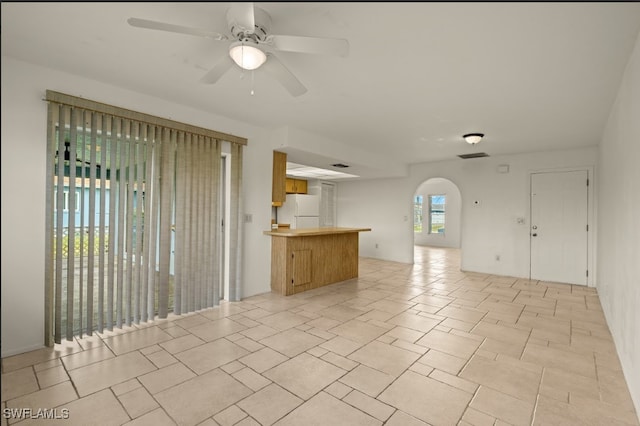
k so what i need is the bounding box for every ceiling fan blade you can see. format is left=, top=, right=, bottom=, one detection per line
left=226, top=3, right=255, bottom=33
left=269, top=35, right=349, bottom=57
left=200, top=56, right=234, bottom=84
left=262, top=54, right=307, bottom=97
left=127, top=18, right=227, bottom=40
left=82, top=160, right=101, bottom=169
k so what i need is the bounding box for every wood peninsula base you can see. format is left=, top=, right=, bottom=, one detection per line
left=263, top=227, right=371, bottom=296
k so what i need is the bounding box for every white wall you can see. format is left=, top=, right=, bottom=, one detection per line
left=596, top=32, right=640, bottom=415
left=414, top=178, right=461, bottom=248
left=338, top=177, right=415, bottom=263
left=338, top=147, right=597, bottom=279
left=0, top=57, right=276, bottom=357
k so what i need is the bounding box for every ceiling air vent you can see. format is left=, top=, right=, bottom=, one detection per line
left=458, top=152, right=489, bottom=159
left=331, top=163, right=350, bottom=168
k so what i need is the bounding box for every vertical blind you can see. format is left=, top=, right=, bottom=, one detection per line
left=44, top=91, right=246, bottom=344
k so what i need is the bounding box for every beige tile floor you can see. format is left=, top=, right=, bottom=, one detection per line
left=2, top=246, right=638, bottom=426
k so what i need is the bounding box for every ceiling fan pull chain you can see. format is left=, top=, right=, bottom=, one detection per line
left=251, top=70, right=255, bottom=96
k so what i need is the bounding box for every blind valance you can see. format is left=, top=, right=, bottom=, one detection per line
left=45, top=90, right=248, bottom=146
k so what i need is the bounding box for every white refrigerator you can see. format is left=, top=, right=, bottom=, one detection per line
left=279, top=194, right=320, bottom=229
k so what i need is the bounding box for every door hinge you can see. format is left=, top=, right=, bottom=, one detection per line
left=586, top=270, right=589, bottom=277
left=292, top=253, right=294, bottom=259
left=291, top=279, right=294, bottom=284
left=586, top=179, right=589, bottom=186
left=586, top=224, right=589, bottom=231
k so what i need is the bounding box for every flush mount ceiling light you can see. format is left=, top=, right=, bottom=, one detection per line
left=463, top=133, right=484, bottom=145
left=229, top=40, right=267, bottom=70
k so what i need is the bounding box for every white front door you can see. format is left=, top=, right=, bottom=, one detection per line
left=530, top=170, right=589, bottom=285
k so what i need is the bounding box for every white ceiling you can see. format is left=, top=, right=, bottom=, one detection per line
left=3, top=2, right=640, bottom=179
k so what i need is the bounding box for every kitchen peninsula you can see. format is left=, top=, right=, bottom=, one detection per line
left=263, top=227, right=371, bottom=296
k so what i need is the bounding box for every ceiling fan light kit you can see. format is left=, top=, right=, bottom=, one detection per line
left=463, top=133, right=484, bottom=145
left=229, top=41, right=266, bottom=70
left=128, top=3, right=349, bottom=96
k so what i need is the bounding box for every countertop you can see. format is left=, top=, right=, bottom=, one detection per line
left=263, top=227, right=371, bottom=237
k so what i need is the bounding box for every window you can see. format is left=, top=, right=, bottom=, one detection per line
left=428, top=194, right=446, bottom=234
left=414, top=195, right=423, bottom=232
left=62, top=190, right=69, bottom=211
left=54, top=189, right=80, bottom=212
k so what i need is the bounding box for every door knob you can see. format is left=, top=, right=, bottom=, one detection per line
left=532, top=233, right=537, bottom=237
left=532, top=225, right=538, bottom=230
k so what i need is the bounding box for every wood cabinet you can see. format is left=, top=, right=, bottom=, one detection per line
left=264, top=227, right=371, bottom=296
left=292, top=249, right=312, bottom=287
left=272, top=151, right=287, bottom=206
left=285, top=178, right=308, bottom=194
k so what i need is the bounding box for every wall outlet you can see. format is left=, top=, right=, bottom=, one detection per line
left=375, top=243, right=379, bottom=249
left=244, top=214, right=253, bottom=223
left=495, top=254, right=501, bottom=261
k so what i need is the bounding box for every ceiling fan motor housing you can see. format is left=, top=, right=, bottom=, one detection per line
left=228, top=7, right=271, bottom=42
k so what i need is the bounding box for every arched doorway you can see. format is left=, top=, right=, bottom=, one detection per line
left=413, top=178, right=462, bottom=262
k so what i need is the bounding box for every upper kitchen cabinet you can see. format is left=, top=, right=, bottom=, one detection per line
left=286, top=178, right=308, bottom=194
left=272, top=151, right=287, bottom=206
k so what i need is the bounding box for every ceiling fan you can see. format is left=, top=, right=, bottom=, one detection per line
left=127, top=3, right=349, bottom=96
left=56, top=140, right=101, bottom=169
